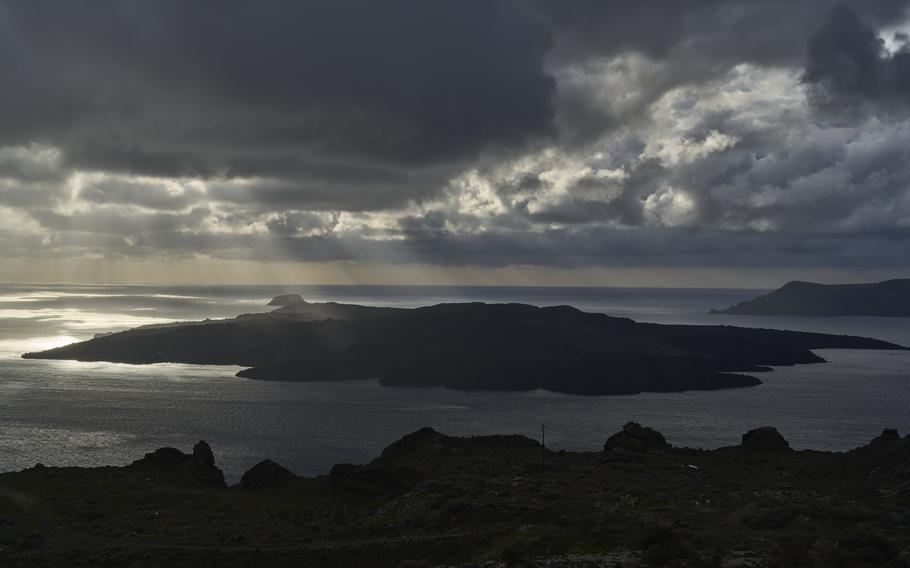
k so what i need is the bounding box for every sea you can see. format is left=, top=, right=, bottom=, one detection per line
left=1, top=283, right=908, bottom=482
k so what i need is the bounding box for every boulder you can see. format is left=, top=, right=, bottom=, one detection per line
left=268, top=294, right=305, bottom=307
left=604, top=422, right=670, bottom=452
left=741, top=427, right=790, bottom=451
left=240, top=459, right=296, bottom=489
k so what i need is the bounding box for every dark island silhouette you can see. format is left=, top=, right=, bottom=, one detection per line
left=712, top=278, right=910, bottom=317
left=2, top=424, right=909, bottom=566
left=23, top=295, right=905, bottom=395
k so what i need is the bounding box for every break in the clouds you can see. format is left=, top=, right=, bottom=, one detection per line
left=1, top=0, right=910, bottom=282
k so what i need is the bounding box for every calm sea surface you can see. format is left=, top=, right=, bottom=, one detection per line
left=1, top=283, right=908, bottom=481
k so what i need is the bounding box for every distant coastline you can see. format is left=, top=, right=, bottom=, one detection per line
left=712, top=279, right=910, bottom=317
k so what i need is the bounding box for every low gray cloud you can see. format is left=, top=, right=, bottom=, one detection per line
left=79, top=178, right=203, bottom=211
left=266, top=212, right=340, bottom=237
left=22, top=225, right=908, bottom=272
left=804, top=4, right=910, bottom=119
left=1, top=1, right=556, bottom=180
left=29, top=207, right=211, bottom=237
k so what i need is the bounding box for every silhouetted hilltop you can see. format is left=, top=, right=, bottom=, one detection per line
left=2, top=425, right=909, bottom=566
left=712, top=279, right=910, bottom=316
left=267, top=294, right=306, bottom=307
left=23, top=297, right=905, bottom=395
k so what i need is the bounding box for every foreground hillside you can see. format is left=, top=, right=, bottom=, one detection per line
left=1, top=425, right=909, bottom=567
left=712, top=279, right=910, bottom=317
left=23, top=296, right=905, bottom=395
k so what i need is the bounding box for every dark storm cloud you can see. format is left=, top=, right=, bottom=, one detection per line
left=662, top=105, right=910, bottom=233
left=804, top=4, right=910, bottom=118
left=1, top=0, right=910, bottom=274
left=544, top=0, right=910, bottom=147
left=546, top=0, right=908, bottom=65
left=0, top=0, right=555, bottom=180
left=2, top=0, right=906, bottom=183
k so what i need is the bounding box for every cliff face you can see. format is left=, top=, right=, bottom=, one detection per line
left=712, top=279, right=910, bottom=316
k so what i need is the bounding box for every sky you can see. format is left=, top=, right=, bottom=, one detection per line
left=2, top=0, right=910, bottom=287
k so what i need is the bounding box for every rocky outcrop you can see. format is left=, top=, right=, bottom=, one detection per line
left=604, top=422, right=670, bottom=452
left=5, top=426, right=910, bottom=567
left=840, top=429, right=910, bottom=484
left=872, top=428, right=901, bottom=443
left=378, top=427, right=448, bottom=461
left=128, top=441, right=225, bottom=487
left=240, top=459, right=296, bottom=489
left=741, top=427, right=790, bottom=451
left=193, top=441, right=226, bottom=486
left=268, top=294, right=306, bottom=307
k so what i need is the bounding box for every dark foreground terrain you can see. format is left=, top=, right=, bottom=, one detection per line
left=2, top=425, right=909, bottom=567
left=23, top=296, right=905, bottom=395
left=712, top=279, right=910, bottom=317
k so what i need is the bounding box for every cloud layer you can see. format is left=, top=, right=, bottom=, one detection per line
left=1, top=1, right=909, bottom=282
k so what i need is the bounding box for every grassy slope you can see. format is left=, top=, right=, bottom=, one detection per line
left=1, top=427, right=909, bottom=567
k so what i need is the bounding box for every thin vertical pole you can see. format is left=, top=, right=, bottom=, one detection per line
left=541, top=423, right=546, bottom=479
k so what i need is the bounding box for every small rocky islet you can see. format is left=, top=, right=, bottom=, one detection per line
left=2, top=424, right=909, bottom=567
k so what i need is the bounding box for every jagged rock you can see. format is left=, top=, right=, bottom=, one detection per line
left=872, top=428, right=901, bottom=443
left=604, top=422, right=670, bottom=452
left=193, top=440, right=215, bottom=469
left=141, top=447, right=186, bottom=463
left=240, top=459, right=295, bottom=489
left=130, top=442, right=225, bottom=487
left=268, top=294, right=305, bottom=307
left=741, top=427, right=790, bottom=451
left=192, top=441, right=225, bottom=486
left=842, top=431, right=910, bottom=482
left=379, top=427, right=448, bottom=461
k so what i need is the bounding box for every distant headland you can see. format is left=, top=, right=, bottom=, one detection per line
left=22, top=294, right=905, bottom=395
left=712, top=279, right=910, bottom=317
